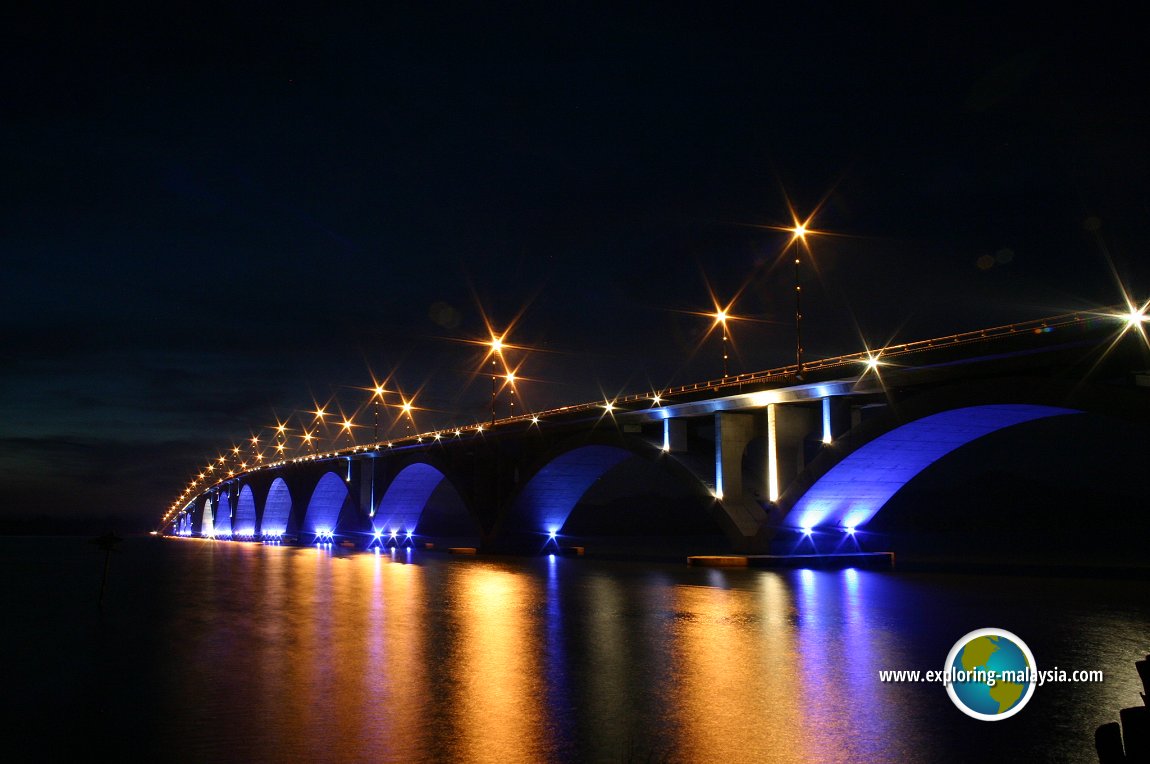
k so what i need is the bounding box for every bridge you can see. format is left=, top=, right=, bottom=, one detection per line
left=163, top=306, right=1149, bottom=554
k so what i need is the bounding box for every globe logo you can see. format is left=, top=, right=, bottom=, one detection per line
left=945, top=628, right=1037, bottom=720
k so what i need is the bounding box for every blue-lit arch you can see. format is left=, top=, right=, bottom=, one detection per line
left=511, top=445, right=634, bottom=534
left=374, top=463, right=445, bottom=535
left=261, top=478, right=291, bottom=537
left=788, top=404, right=1079, bottom=531
left=302, top=472, right=349, bottom=540
left=234, top=485, right=257, bottom=538
left=178, top=501, right=193, bottom=535
left=213, top=492, right=232, bottom=537
left=201, top=496, right=215, bottom=537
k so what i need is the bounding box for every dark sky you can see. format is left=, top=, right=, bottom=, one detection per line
left=3, top=4, right=1147, bottom=529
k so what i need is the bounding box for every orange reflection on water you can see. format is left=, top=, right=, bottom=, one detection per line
left=445, top=563, right=552, bottom=763
left=665, top=572, right=813, bottom=763
left=359, top=549, right=429, bottom=757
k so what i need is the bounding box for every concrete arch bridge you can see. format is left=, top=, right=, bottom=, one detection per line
left=171, top=310, right=1150, bottom=555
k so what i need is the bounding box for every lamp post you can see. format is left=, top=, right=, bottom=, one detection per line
left=790, top=223, right=807, bottom=379
left=400, top=399, right=415, bottom=435
left=505, top=372, right=517, bottom=417
left=489, top=336, right=504, bottom=426
left=714, top=310, right=729, bottom=379
left=340, top=417, right=356, bottom=449
left=311, top=406, right=327, bottom=453
left=371, top=385, right=388, bottom=443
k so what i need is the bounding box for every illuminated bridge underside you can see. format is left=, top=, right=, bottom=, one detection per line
left=303, top=472, right=349, bottom=536
left=513, top=445, right=633, bottom=534
left=262, top=478, right=291, bottom=536
left=234, top=485, right=256, bottom=537
left=789, top=404, right=1080, bottom=530
left=374, top=463, right=445, bottom=534
left=211, top=494, right=230, bottom=536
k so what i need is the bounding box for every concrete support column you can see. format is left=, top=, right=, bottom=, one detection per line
left=821, top=396, right=851, bottom=444
left=715, top=411, right=754, bottom=500
left=714, top=411, right=764, bottom=537
left=768, top=403, right=819, bottom=500
left=767, top=404, right=780, bottom=501
left=663, top=418, right=688, bottom=453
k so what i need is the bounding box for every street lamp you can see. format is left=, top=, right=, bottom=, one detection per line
left=489, top=335, right=504, bottom=425
left=369, top=384, right=390, bottom=443
left=274, top=422, right=288, bottom=456
left=309, top=405, right=328, bottom=453
left=505, top=371, right=517, bottom=417
left=790, top=223, right=808, bottom=379
left=400, top=399, right=415, bottom=435
left=713, top=309, right=730, bottom=379
left=340, top=416, right=356, bottom=449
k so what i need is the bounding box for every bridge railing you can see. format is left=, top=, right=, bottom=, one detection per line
left=262, top=310, right=1106, bottom=457
left=611, top=308, right=1100, bottom=402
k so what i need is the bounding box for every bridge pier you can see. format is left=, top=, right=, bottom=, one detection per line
left=713, top=411, right=770, bottom=550
left=663, top=418, right=688, bottom=453
left=768, top=402, right=820, bottom=502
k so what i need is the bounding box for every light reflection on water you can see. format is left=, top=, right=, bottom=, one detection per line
left=5, top=538, right=1150, bottom=763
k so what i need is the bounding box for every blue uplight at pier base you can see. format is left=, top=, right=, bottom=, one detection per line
left=788, top=404, right=1079, bottom=531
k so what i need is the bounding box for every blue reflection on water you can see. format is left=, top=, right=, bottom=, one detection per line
left=10, top=538, right=1146, bottom=763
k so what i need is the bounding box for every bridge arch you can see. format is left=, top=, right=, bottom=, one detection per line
left=780, top=375, right=1150, bottom=537
left=202, top=493, right=231, bottom=537
left=504, top=436, right=718, bottom=544
left=261, top=477, right=292, bottom=537
left=786, top=403, right=1079, bottom=531
left=372, top=461, right=478, bottom=540
left=234, top=485, right=257, bottom=538
left=199, top=495, right=216, bottom=537
left=216, top=491, right=234, bottom=537
left=511, top=444, right=635, bottom=536
left=301, top=471, right=351, bottom=541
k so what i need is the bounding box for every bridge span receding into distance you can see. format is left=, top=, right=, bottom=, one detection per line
left=164, top=306, right=1149, bottom=555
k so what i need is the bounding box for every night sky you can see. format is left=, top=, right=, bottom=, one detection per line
left=3, top=4, right=1146, bottom=530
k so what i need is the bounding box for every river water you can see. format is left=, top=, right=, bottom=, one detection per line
left=6, top=537, right=1149, bottom=762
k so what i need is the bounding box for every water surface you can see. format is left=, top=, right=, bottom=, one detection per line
left=7, top=537, right=1148, bottom=762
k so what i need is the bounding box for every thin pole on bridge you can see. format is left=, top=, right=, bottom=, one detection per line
left=489, top=336, right=504, bottom=426
left=792, top=223, right=807, bottom=379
